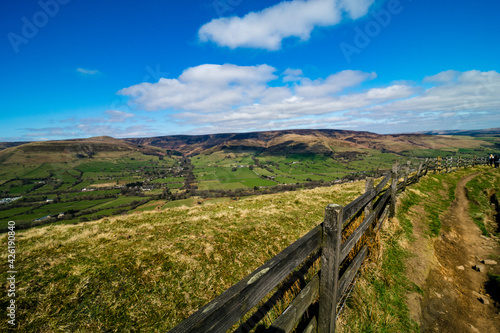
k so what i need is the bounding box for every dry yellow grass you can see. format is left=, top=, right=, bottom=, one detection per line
left=1, top=180, right=366, bottom=332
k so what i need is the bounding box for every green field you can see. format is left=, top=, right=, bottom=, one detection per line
left=1, top=137, right=497, bottom=231
left=189, top=151, right=400, bottom=192
left=0, top=151, right=184, bottom=229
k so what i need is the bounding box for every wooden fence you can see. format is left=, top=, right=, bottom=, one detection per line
left=169, top=156, right=488, bottom=333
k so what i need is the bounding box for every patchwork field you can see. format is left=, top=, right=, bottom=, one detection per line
left=1, top=131, right=499, bottom=231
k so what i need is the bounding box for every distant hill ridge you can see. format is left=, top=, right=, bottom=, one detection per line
left=416, top=128, right=500, bottom=136
left=125, top=129, right=378, bottom=155
left=1, top=128, right=499, bottom=158
left=124, top=128, right=500, bottom=156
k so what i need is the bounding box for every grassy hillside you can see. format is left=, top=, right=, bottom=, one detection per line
left=1, top=163, right=497, bottom=331
left=1, top=181, right=366, bottom=332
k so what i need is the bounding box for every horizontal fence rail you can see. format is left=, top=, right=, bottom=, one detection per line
left=168, top=156, right=487, bottom=333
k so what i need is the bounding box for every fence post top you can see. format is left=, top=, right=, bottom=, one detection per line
left=326, top=203, right=343, bottom=211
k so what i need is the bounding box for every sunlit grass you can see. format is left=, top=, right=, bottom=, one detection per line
left=0, top=181, right=365, bottom=332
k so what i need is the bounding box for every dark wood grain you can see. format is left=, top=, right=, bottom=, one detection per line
left=342, top=189, right=376, bottom=226
left=319, top=204, right=343, bottom=333
left=375, top=173, right=391, bottom=194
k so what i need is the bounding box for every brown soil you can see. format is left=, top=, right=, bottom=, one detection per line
left=406, top=173, right=500, bottom=332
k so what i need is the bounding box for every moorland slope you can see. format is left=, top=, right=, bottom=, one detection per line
left=125, top=128, right=499, bottom=156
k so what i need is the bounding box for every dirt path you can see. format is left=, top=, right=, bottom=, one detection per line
left=408, top=173, right=500, bottom=332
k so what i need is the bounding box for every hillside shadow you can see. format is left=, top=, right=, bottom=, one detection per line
left=489, top=193, right=500, bottom=233
left=485, top=273, right=500, bottom=307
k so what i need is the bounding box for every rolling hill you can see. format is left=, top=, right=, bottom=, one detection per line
left=1, top=129, right=499, bottom=161
left=124, top=128, right=500, bottom=157
left=0, top=136, right=167, bottom=165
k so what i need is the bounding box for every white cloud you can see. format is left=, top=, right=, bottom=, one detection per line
left=365, top=85, right=415, bottom=100
left=118, top=64, right=277, bottom=112
left=118, top=66, right=500, bottom=134
left=199, top=0, right=375, bottom=50
left=423, top=70, right=459, bottom=83
left=367, top=70, right=500, bottom=114
left=105, top=110, right=135, bottom=123
left=76, top=68, right=101, bottom=75
left=338, top=0, right=375, bottom=19
left=295, top=70, right=376, bottom=97
left=283, top=68, right=304, bottom=82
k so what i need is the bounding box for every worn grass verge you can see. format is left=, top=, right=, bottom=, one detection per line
left=411, top=169, right=473, bottom=237
left=337, top=203, right=420, bottom=333
left=337, top=166, right=489, bottom=333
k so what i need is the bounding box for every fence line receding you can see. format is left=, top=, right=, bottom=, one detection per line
left=168, top=156, right=487, bottom=333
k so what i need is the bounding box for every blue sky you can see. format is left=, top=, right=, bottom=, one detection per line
left=1, top=0, right=499, bottom=141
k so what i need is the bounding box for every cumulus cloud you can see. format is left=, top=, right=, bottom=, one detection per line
left=118, top=64, right=277, bottom=112
left=118, top=65, right=500, bottom=134
left=294, top=70, right=376, bottom=97
left=199, top=0, right=375, bottom=50
left=423, top=70, right=459, bottom=83
left=367, top=70, right=500, bottom=114
left=119, top=65, right=376, bottom=117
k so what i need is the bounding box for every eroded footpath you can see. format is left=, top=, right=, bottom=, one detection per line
left=406, top=173, right=500, bottom=333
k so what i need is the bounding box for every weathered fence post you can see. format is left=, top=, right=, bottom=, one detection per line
left=424, top=158, right=429, bottom=176
left=402, top=161, right=410, bottom=192
left=364, top=177, right=374, bottom=217
left=389, top=161, right=398, bottom=218
left=416, top=162, right=423, bottom=181
left=319, top=204, right=343, bottom=333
